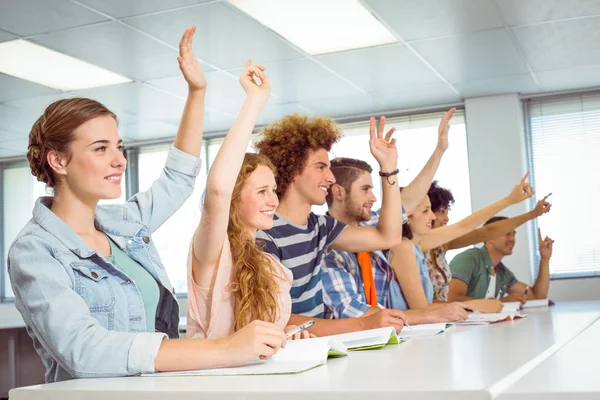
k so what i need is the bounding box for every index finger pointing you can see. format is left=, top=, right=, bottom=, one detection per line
left=520, top=172, right=530, bottom=184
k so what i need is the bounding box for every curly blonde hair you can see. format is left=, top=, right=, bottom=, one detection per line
left=228, top=153, right=281, bottom=331
left=254, top=114, right=342, bottom=198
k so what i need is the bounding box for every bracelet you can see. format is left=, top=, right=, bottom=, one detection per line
left=379, top=169, right=399, bottom=185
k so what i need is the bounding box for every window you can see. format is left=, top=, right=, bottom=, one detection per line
left=138, top=145, right=207, bottom=294
left=526, top=92, right=600, bottom=278
left=2, top=165, right=47, bottom=299
left=313, top=110, right=472, bottom=262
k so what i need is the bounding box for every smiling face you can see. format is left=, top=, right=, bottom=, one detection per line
left=339, top=171, right=377, bottom=224
left=55, top=115, right=126, bottom=201
left=237, top=165, right=279, bottom=231
left=291, top=148, right=336, bottom=206
left=487, top=230, right=517, bottom=256
left=432, top=206, right=450, bottom=228
left=407, top=195, right=437, bottom=236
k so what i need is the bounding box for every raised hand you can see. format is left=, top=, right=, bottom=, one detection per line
left=177, top=26, right=207, bottom=92
left=538, top=228, right=554, bottom=260
left=239, top=60, right=270, bottom=105
left=532, top=193, right=552, bottom=217
left=436, top=107, right=456, bottom=152
left=369, top=116, right=398, bottom=172
left=218, top=320, right=286, bottom=367
left=507, top=172, right=535, bottom=204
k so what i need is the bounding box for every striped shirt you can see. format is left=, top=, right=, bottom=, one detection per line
left=257, top=212, right=347, bottom=317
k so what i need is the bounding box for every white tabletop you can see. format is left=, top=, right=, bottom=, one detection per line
left=499, top=310, right=600, bottom=400
left=0, top=303, right=25, bottom=329
left=9, top=301, right=600, bottom=400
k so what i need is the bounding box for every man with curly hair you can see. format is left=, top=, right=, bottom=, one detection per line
left=255, top=113, right=409, bottom=335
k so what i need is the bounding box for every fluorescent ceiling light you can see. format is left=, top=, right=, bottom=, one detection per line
left=228, top=0, right=397, bottom=55
left=0, top=40, right=132, bottom=91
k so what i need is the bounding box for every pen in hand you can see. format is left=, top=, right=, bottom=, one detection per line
left=285, top=319, right=315, bottom=338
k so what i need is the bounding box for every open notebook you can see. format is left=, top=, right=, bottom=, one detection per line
left=456, top=312, right=527, bottom=325
left=399, top=323, right=453, bottom=339
left=325, top=327, right=407, bottom=350
left=503, top=299, right=554, bottom=313
left=143, top=337, right=347, bottom=377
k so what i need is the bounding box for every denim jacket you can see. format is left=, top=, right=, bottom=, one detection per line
left=8, top=147, right=202, bottom=383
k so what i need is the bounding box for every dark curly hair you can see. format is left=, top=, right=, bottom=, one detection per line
left=427, top=181, right=455, bottom=213
left=254, top=114, right=342, bottom=198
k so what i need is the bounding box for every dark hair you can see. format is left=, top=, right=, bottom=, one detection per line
left=254, top=114, right=342, bottom=198
left=326, top=157, right=373, bottom=206
left=484, top=216, right=508, bottom=226
left=427, top=180, right=455, bottom=213
left=27, top=98, right=117, bottom=188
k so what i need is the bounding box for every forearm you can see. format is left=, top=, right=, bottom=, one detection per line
left=484, top=211, right=535, bottom=240
left=531, top=257, right=551, bottom=299
left=155, top=338, right=226, bottom=372
left=402, top=148, right=444, bottom=214
left=376, top=161, right=403, bottom=242
left=173, top=89, right=206, bottom=157
left=448, top=293, right=478, bottom=302
left=288, top=314, right=363, bottom=336
left=205, top=97, right=264, bottom=196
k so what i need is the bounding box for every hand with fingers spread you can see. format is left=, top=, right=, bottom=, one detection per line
left=360, top=308, right=406, bottom=333
left=436, top=107, right=456, bottom=152
left=506, top=172, right=535, bottom=204
left=239, top=60, right=271, bottom=105
left=532, top=194, right=552, bottom=218
left=217, top=320, right=286, bottom=367
left=538, top=228, right=554, bottom=260
left=177, top=26, right=207, bottom=92
left=369, top=116, right=398, bottom=173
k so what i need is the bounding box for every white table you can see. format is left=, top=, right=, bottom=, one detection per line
left=0, top=303, right=26, bottom=394
left=9, top=301, right=600, bottom=400
left=499, top=312, right=600, bottom=400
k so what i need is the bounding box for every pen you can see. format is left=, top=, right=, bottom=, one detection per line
left=286, top=319, right=314, bottom=338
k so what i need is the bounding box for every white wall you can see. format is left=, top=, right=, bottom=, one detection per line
left=464, top=94, right=600, bottom=301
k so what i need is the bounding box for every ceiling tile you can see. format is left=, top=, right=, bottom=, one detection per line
left=229, top=58, right=364, bottom=103
left=0, top=148, right=21, bottom=158
left=375, top=83, right=461, bottom=110
left=536, top=64, right=600, bottom=92
left=0, top=136, right=28, bottom=153
left=256, top=102, right=314, bottom=127
left=497, top=0, right=600, bottom=26
left=365, top=0, right=503, bottom=41
left=454, top=74, right=540, bottom=97
left=0, top=29, right=16, bottom=42
left=0, top=0, right=108, bottom=36
left=412, top=28, right=529, bottom=83
left=76, top=0, right=214, bottom=19
left=0, top=105, right=41, bottom=136
left=315, top=44, right=442, bottom=93
left=0, top=74, right=60, bottom=102
left=73, top=83, right=186, bottom=122
left=31, top=22, right=191, bottom=81
left=299, top=94, right=390, bottom=120
left=512, top=17, right=600, bottom=72
left=119, top=120, right=178, bottom=141
left=165, top=112, right=237, bottom=136
left=124, top=2, right=304, bottom=70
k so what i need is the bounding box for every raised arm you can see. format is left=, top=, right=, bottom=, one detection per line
left=419, top=173, right=535, bottom=252
left=192, top=61, right=270, bottom=284
left=173, top=26, right=206, bottom=157
left=332, top=116, right=403, bottom=252
left=401, top=108, right=455, bottom=214
left=446, top=194, right=552, bottom=251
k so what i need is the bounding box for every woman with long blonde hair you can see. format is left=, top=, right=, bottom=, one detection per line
left=187, top=61, right=304, bottom=340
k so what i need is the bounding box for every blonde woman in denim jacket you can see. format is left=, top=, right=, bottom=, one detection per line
left=8, top=27, right=285, bottom=383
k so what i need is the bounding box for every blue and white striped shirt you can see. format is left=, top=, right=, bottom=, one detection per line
left=257, top=212, right=347, bottom=318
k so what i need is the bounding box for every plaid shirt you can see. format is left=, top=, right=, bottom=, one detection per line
left=321, top=209, right=406, bottom=319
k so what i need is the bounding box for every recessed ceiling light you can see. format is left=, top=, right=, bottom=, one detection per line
left=0, top=40, right=132, bottom=91
left=228, top=0, right=397, bottom=55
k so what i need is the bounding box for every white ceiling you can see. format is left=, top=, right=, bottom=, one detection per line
left=1, top=0, right=600, bottom=159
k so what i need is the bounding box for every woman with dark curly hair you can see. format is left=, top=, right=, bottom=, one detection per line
left=426, top=181, right=551, bottom=304
left=255, top=114, right=408, bottom=335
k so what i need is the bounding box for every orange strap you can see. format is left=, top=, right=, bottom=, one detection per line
left=357, top=252, right=378, bottom=307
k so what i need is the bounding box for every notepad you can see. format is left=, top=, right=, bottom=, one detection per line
left=503, top=299, right=553, bottom=313
left=397, top=323, right=453, bottom=339
left=325, top=327, right=406, bottom=350
left=143, top=337, right=347, bottom=377
left=457, top=312, right=527, bottom=325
